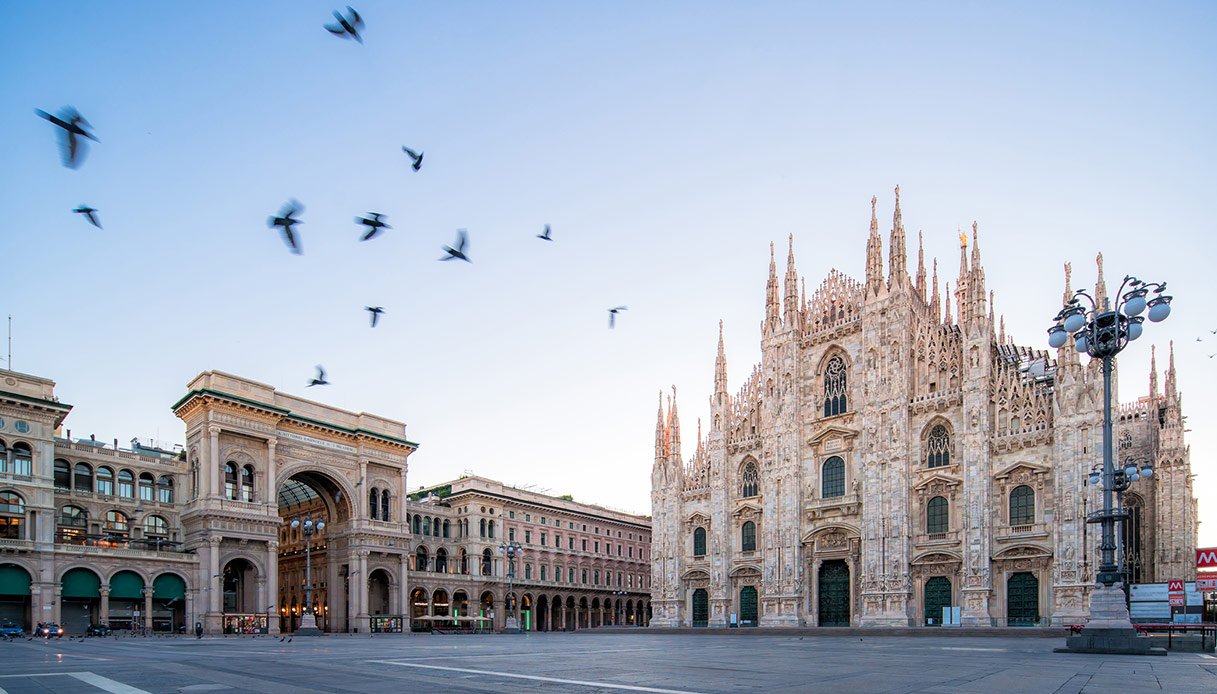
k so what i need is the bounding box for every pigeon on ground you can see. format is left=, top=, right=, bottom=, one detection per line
left=357, top=212, right=390, bottom=241
left=36, top=106, right=98, bottom=168
left=440, top=229, right=470, bottom=262
left=325, top=6, right=364, bottom=42
left=402, top=146, right=423, bottom=171
left=537, top=224, right=553, bottom=241
left=608, top=306, right=628, bottom=329
left=73, top=205, right=101, bottom=228
left=268, top=200, right=304, bottom=254
left=366, top=306, right=384, bottom=327
left=280, top=636, right=285, bottom=642
left=307, top=365, right=329, bottom=387
left=288, top=637, right=293, bottom=643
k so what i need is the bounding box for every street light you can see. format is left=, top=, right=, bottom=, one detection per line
left=1050, top=273, right=1171, bottom=655
left=498, top=541, right=523, bottom=632
left=290, top=515, right=325, bottom=636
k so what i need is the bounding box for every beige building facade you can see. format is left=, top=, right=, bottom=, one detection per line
left=649, top=190, right=1197, bottom=629
left=1, top=368, right=650, bottom=634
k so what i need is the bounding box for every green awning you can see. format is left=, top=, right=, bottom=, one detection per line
left=152, top=573, right=185, bottom=600
left=109, top=571, right=144, bottom=600
left=61, top=568, right=101, bottom=598
left=0, top=564, right=32, bottom=596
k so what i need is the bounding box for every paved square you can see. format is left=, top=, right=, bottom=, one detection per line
left=0, top=632, right=1214, bottom=693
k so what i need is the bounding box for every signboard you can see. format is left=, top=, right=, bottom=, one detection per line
left=1168, top=596, right=1185, bottom=607
left=1198, top=548, right=1217, bottom=570
left=1167, top=580, right=1184, bottom=592
left=1196, top=575, right=1217, bottom=591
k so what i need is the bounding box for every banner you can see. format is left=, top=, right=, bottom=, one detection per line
left=1197, top=548, right=1217, bottom=570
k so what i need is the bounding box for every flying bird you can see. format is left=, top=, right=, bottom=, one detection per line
left=1197, top=337, right=1203, bottom=342
left=537, top=224, right=553, bottom=241
left=365, top=306, right=384, bottom=327
left=73, top=205, right=101, bottom=228
left=356, top=212, right=391, bottom=241
left=307, top=365, right=329, bottom=387
left=1208, top=353, right=1216, bottom=358
left=440, top=229, right=470, bottom=262
left=402, top=146, right=424, bottom=171
left=268, top=200, right=304, bottom=254
left=324, top=6, right=364, bottom=42
left=36, top=106, right=98, bottom=168
left=608, top=306, right=628, bottom=329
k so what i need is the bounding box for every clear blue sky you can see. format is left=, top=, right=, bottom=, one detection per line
left=2, top=2, right=1214, bottom=542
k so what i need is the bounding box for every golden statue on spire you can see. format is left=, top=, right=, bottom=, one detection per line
left=959, top=229, right=968, bottom=248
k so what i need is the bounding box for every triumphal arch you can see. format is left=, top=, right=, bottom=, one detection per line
left=173, top=371, right=416, bottom=634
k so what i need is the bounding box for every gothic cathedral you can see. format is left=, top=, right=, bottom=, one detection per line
left=649, top=188, right=1197, bottom=628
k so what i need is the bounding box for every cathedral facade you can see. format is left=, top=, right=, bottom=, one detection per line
left=649, top=189, right=1197, bottom=628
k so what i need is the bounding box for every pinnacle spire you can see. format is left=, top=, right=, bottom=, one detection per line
left=765, top=241, right=780, bottom=332
left=715, top=320, right=728, bottom=394
left=1063, top=261, right=1073, bottom=304
left=865, top=195, right=884, bottom=296
left=944, top=281, right=952, bottom=324
left=915, top=230, right=927, bottom=300
left=930, top=258, right=941, bottom=322
left=1165, top=340, right=1178, bottom=399
left=654, top=390, right=667, bottom=460
left=668, top=385, right=681, bottom=462
left=784, top=234, right=799, bottom=327
left=970, top=221, right=982, bottom=269
left=1095, top=252, right=1108, bottom=309
left=888, top=185, right=908, bottom=288
left=1149, top=344, right=1159, bottom=399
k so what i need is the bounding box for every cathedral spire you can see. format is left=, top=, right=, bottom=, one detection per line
left=944, top=281, right=952, bottom=324
left=888, top=185, right=908, bottom=289
left=915, top=230, right=927, bottom=301
left=865, top=195, right=885, bottom=297
left=784, top=234, right=799, bottom=327
left=654, top=390, right=667, bottom=460
left=1149, top=344, right=1159, bottom=400
left=1058, top=263, right=1079, bottom=365
left=715, top=320, right=728, bottom=396
left=1095, top=252, right=1108, bottom=310
left=667, top=386, right=682, bottom=464
left=999, top=313, right=1006, bottom=344
left=1165, top=340, right=1178, bottom=401
left=930, top=258, right=941, bottom=322
left=955, top=229, right=968, bottom=321
left=765, top=241, right=780, bottom=333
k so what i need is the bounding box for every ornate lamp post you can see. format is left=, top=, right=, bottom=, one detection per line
left=499, top=541, right=523, bottom=632
left=290, top=515, right=325, bottom=636
left=1048, top=274, right=1171, bottom=655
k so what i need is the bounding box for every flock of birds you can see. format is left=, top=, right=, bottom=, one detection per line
left=36, top=7, right=630, bottom=391
left=1195, top=328, right=1217, bottom=358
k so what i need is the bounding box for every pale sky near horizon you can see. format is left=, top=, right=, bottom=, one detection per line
left=1, top=2, right=1214, bottom=544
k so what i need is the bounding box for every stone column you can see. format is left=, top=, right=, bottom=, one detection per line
left=359, top=461, right=368, bottom=518
left=256, top=577, right=267, bottom=630
left=143, top=587, right=153, bottom=632
left=559, top=602, right=567, bottom=631
left=356, top=550, right=369, bottom=632
left=811, top=558, right=822, bottom=626
left=185, top=590, right=195, bottom=633
left=265, top=438, right=277, bottom=509
left=49, top=584, right=61, bottom=625
left=207, top=537, right=222, bottom=619
left=208, top=425, right=221, bottom=499
left=99, top=586, right=110, bottom=625
left=399, top=469, right=408, bottom=527
left=266, top=540, right=280, bottom=634
left=398, top=553, right=409, bottom=616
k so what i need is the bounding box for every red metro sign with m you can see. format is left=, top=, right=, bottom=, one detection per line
left=1198, top=548, right=1217, bottom=570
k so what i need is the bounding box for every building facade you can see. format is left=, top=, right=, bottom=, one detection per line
left=650, top=189, right=1197, bottom=628
left=0, top=369, right=650, bottom=634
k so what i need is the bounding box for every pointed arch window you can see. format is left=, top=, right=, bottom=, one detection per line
left=926, top=496, right=949, bottom=534
left=1009, top=485, right=1035, bottom=526
left=927, top=425, right=951, bottom=468
left=481, top=548, right=493, bottom=576
left=821, top=456, right=845, bottom=498
left=693, top=526, right=707, bottom=557
left=740, top=460, right=760, bottom=498
left=382, top=489, right=391, bottom=521
left=479, top=518, right=487, bottom=538
left=741, top=521, right=756, bottom=552
left=369, top=488, right=379, bottom=519
left=823, top=356, right=848, bottom=417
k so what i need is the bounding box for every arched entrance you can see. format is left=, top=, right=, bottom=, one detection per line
left=923, top=576, right=951, bottom=626
left=691, top=588, right=709, bottom=627
left=520, top=594, right=533, bottom=631
left=0, top=563, right=32, bottom=631
left=591, top=597, right=600, bottom=628
left=277, top=470, right=352, bottom=633
left=536, top=595, right=549, bottom=632
left=433, top=589, right=450, bottom=618
left=739, top=586, right=759, bottom=626
left=367, top=569, right=391, bottom=616
left=60, top=567, right=101, bottom=634
left=817, top=560, right=850, bottom=626
left=565, top=596, right=576, bottom=630
left=452, top=591, right=470, bottom=620
left=152, top=573, right=186, bottom=632
left=1007, top=572, right=1039, bottom=626
left=107, top=570, right=145, bottom=631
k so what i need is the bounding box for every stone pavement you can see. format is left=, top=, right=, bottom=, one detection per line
left=0, top=631, right=1214, bottom=693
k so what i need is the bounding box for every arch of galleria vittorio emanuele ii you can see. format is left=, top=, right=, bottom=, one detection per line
left=1, top=369, right=650, bottom=635
left=649, top=189, right=1197, bottom=629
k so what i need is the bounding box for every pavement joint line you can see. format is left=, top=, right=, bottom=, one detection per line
left=392, top=646, right=669, bottom=660
left=369, top=660, right=708, bottom=693
left=0, top=672, right=150, bottom=694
